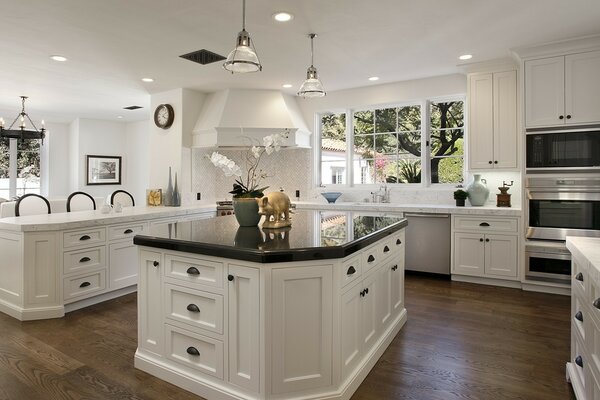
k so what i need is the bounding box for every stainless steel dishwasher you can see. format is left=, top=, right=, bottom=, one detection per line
left=404, top=213, right=451, bottom=275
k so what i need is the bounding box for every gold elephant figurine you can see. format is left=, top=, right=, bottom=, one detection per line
left=257, top=191, right=292, bottom=229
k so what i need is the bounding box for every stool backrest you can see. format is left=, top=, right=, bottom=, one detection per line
left=110, top=190, right=135, bottom=207
left=15, top=194, right=51, bottom=217
left=67, top=192, right=97, bottom=212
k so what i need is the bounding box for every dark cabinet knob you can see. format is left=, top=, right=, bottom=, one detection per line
left=575, top=355, right=583, bottom=368
left=347, top=266, right=356, bottom=275
left=576, top=272, right=584, bottom=282
left=79, top=281, right=91, bottom=288
left=187, top=304, right=200, bottom=313
left=364, top=288, right=369, bottom=295
left=124, top=229, right=133, bottom=234
left=360, top=290, right=365, bottom=297
left=494, top=161, right=498, bottom=164
left=367, top=255, right=375, bottom=263
left=186, top=347, right=200, bottom=356
left=488, top=160, right=493, bottom=164
left=479, top=238, right=484, bottom=242
left=593, top=298, right=600, bottom=309
left=153, top=261, right=159, bottom=267
left=566, top=115, right=572, bottom=119
left=187, top=267, right=200, bottom=275
left=79, top=257, right=91, bottom=263
left=392, top=265, right=398, bottom=271
left=485, top=238, right=490, bottom=242
left=396, top=239, right=402, bottom=245
left=228, top=274, right=234, bottom=281
left=383, top=245, right=390, bottom=253
left=575, top=311, right=583, bottom=322
left=559, top=115, right=564, bottom=120
left=479, top=222, right=490, bottom=227
left=79, top=235, right=91, bottom=241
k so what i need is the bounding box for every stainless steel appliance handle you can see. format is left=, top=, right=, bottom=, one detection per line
left=404, top=213, right=450, bottom=218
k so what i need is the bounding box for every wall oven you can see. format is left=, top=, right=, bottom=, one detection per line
left=526, top=127, right=600, bottom=173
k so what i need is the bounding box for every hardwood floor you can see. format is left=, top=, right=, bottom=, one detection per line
left=0, top=275, right=575, bottom=400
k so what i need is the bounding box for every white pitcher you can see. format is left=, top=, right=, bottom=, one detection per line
left=467, top=174, right=489, bottom=206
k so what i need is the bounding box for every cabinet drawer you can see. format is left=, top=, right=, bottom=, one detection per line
left=391, top=230, right=405, bottom=254
left=165, top=324, right=223, bottom=379
left=63, top=270, right=106, bottom=302
left=165, top=254, right=223, bottom=289
left=340, top=255, right=361, bottom=289
left=165, top=283, right=223, bottom=335
left=362, top=238, right=393, bottom=274
left=108, top=223, right=147, bottom=241
left=454, top=216, right=518, bottom=233
left=63, top=228, right=106, bottom=249
left=63, top=246, right=106, bottom=275
left=571, top=328, right=587, bottom=392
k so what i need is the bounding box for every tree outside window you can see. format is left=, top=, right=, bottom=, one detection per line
left=0, top=138, right=41, bottom=199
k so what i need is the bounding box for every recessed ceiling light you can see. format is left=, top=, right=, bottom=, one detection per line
left=142, top=78, right=154, bottom=82
left=459, top=54, right=473, bottom=60
left=368, top=76, right=380, bottom=81
left=50, top=55, right=67, bottom=62
left=272, top=12, right=293, bottom=22
left=282, top=84, right=293, bottom=88
left=117, top=115, right=123, bottom=119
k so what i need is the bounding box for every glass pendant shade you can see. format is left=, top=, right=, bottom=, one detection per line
left=223, top=0, right=262, bottom=73
left=298, top=66, right=326, bottom=98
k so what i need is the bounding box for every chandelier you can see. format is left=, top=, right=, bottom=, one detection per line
left=0, top=96, right=46, bottom=143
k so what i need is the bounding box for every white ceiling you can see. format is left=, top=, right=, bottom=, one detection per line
left=1, top=0, right=600, bottom=124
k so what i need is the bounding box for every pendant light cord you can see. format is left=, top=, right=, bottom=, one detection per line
left=310, top=33, right=315, bottom=67
left=242, top=0, right=246, bottom=31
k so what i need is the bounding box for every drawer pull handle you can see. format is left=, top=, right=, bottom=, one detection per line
left=396, top=239, right=402, bottom=245
left=575, top=311, right=583, bottom=322
left=485, top=238, right=490, bottom=242
left=347, top=266, right=356, bottom=275
left=79, top=235, right=91, bottom=241
left=186, top=347, right=200, bottom=356
left=383, top=245, right=390, bottom=253
left=187, top=267, right=200, bottom=275
left=479, top=222, right=490, bottom=227
left=79, top=281, right=91, bottom=288
left=576, top=272, right=584, bottom=282
left=153, top=261, right=159, bottom=267
left=79, top=257, right=91, bottom=263
left=123, top=229, right=133, bottom=234
left=228, top=274, right=235, bottom=282
left=360, top=290, right=365, bottom=297
left=367, top=255, right=375, bottom=263
left=187, top=304, right=200, bottom=313
left=594, top=298, right=600, bottom=309
left=364, top=288, right=369, bottom=295
left=575, top=355, right=583, bottom=368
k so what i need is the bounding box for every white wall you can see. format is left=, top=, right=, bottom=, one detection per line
left=125, top=120, right=150, bottom=204
left=44, top=122, right=71, bottom=197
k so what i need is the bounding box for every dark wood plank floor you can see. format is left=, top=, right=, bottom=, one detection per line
left=0, top=275, right=575, bottom=400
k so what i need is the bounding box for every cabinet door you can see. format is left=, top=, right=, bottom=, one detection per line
left=227, top=265, right=260, bottom=392
left=271, top=265, right=332, bottom=394
left=453, top=233, right=485, bottom=276
left=361, top=270, right=379, bottom=350
left=565, top=51, right=600, bottom=125
left=390, top=256, right=404, bottom=317
left=525, top=56, right=565, bottom=127
left=109, top=241, right=138, bottom=290
left=138, top=249, right=163, bottom=356
left=468, top=73, right=495, bottom=169
left=376, top=263, right=392, bottom=330
left=340, top=282, right=363, bottom=380
left=484, top=234, right=517, bottom=278
left=24, top=233, right=58, bottom=306
left=493, top=70, right=517, bottom=169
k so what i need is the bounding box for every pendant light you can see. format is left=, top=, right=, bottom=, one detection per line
left=223, top=0, right=262, bottom=73
left=298, top=33, right=326, bottom=98
left=0, top=96, right=46, bottom=144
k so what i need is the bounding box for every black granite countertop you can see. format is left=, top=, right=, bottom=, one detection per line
left=133, top=210, right=407, bottom=263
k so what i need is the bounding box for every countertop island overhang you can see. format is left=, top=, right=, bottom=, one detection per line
left=134, top=210, right=408, bottom=400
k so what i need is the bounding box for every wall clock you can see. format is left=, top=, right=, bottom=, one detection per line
left=154, top=104, right=174, bottom=129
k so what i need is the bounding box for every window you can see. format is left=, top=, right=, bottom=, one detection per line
left=0, top=138, right=41, bottom=199
left=317, top=98, right=464, bottom=186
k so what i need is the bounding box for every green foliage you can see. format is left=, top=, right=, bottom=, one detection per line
left=321, top=113, right=346, bottom=141
left=229, top=181, right=267, bottom=199
left=453, top=189, right=468, bottom=200
left=398, top=159, right=421, bottom=183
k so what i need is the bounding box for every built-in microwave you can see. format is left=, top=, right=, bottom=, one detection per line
left=526, top=126, right=600, bottom=172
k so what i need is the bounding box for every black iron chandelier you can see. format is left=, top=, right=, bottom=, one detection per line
left=0, top=96, right=46, bottom=143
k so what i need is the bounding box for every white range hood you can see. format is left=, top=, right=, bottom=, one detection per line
left=192, top=89, right=311, bottom=148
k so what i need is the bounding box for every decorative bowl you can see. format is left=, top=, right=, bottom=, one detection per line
left=321, top=192, right=342, bottom=203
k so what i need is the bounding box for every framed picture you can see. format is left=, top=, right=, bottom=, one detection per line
left=86, top=155, right=122, bottom=185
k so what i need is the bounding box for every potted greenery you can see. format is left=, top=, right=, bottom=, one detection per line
left=453, top=189, right=468, bottom=207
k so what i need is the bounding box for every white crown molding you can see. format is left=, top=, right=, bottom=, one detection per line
left=511, top=33, right=600, bottom=60
left=458, top=57, right=518, bottom=75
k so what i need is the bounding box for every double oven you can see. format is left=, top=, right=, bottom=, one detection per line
left=525, top=126, right=600, bottom=283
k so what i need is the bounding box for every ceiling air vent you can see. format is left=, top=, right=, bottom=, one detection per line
left=123, top=105, right=143, bottom=110
left=180, top=49, right=226, bottom=65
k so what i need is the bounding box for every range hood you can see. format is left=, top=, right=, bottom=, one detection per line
left=192, top=89, right=311, bottom=148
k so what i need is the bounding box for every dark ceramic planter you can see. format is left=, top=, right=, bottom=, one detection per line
left=233, top=198, right=262, bottom=227
left=455, top=198, right=466, bottom=207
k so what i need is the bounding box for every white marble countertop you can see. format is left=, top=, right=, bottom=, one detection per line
left=294, top=201, right=522, bottom=216
left=0, top=204, right=217, bottom=232
left=566, top=237, right=600, bottom=273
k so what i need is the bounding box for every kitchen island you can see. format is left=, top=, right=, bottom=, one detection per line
left=133, top=210, right=407, bottom=400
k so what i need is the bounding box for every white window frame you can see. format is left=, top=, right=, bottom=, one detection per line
left=0, top=138, right=43, bottom=199
left=315, top=95, right=465, bottom=189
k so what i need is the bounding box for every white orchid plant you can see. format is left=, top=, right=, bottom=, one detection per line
left=209, top=130, right=289, bottom=198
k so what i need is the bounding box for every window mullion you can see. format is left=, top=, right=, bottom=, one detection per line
left=346, top=109, right=353, bottom=188
left=422, top=100, right=430, bottom=187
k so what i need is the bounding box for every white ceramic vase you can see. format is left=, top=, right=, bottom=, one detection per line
left=467, top=174, right=489, bottom=206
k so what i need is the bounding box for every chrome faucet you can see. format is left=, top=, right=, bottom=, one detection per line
left=370, top=184, right=390, bottom=203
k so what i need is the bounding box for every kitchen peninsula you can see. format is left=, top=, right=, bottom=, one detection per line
left=133, top=210, right=407, bottom=400
left=0, top=205, right=215, bottom=321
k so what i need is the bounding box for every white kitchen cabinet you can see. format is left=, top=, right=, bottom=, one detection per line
left=24, top=233, right=59, bottom=306
left=452, top=216, right=520, bottom=282
left=138, top=250, right=163, bottom=356
left=227, top=264, right=260, bottom=392
left=468, top=70, right=517, bottom=170
left=525, top=50, right=600, bottom=127
left=109, top=241, right=138, bottom=289
left=340, top=282, right=362, bottom=378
